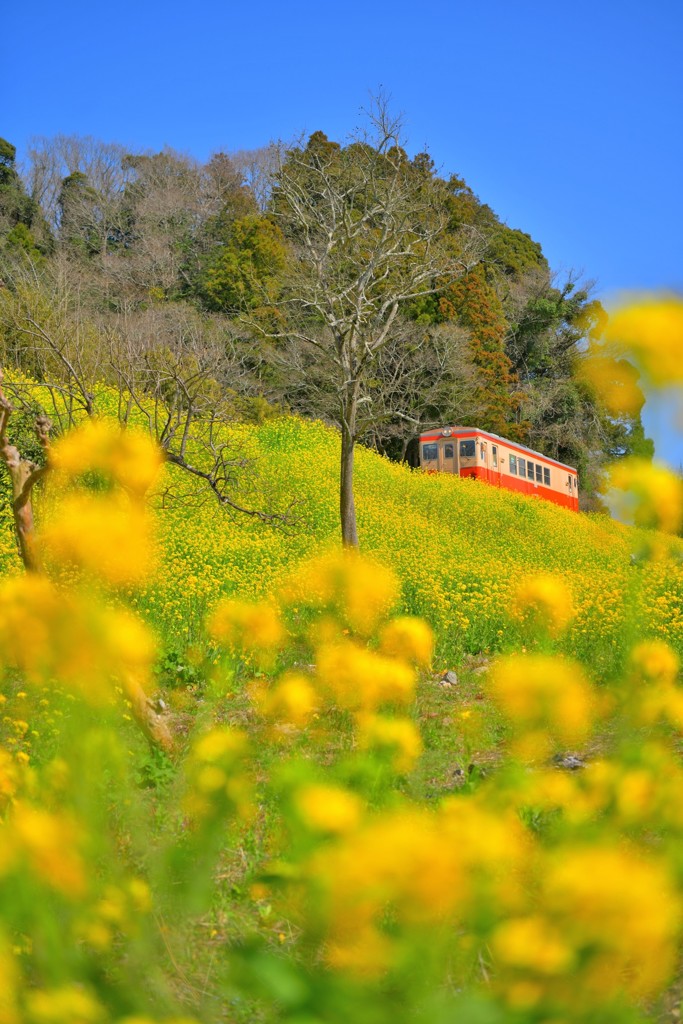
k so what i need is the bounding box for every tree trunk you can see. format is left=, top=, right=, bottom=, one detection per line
left=6, top=454, right=42, bottom=572
left=340, top=426, right=358, bottom=548
left=340, top=382, right=359, bottom=548
left=0, top=383, right=48, bottom=572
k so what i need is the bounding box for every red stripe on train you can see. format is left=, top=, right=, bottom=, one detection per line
left=458, top=467, right=578, bottom=511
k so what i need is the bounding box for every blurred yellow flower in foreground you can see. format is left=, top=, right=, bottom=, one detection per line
left=316, top=641, right=416, bottom=710
left=252, top=672, right=319, bottom=726
left=26, top=984, right=106, bottom=1024
left=490, top=654, right=593, bottom=759
left=12, top=805, right=87, bottom=898
left=282, top=549, right=399, bottom=636
left=492, top=914, right=574, bottom=977
left=39, top=494, right=156, bottom=586
left=608, top=458, right=683, bottom=534
left=183, top=728, right=251, bottom=822
left=295, top=784, right=363, bottom=834
left=542, top=845, right=680, bottom=999
left=208, top=599, right=284, bottom=654
left=379, top=616, right=433, bottom=667
left=511, top=573, right=575, bottom=637
left=630, top=640, right=679, bottom=685
left=51, top=419, right=163, bottom=498
left=579, top=350, right=645, bottom=417
left=602, top=296, right=683, bottom=388
left=356, top=714, right=423, bottom=772
left=0, top=575, right=156, bottom=701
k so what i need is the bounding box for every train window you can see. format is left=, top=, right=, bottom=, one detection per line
left=444, top=443, right=454, bottom=459
left=480, top=443, right=486, bottom=459
left=422, top=443, right=438, bottom=461
left=492, top=445, right=498, bottom=467
left=460, top=440, right=475, bottom=457
left=509, top=454, right=517, bottom=475
left=535, top=464, right=543, bottom=483
left=567, top=475, right=572, bottom=489
left=544, top=468, right=550, bottom=486
left=527, top=460, right=534, bottom=477
left=519, top=459, right=527, bottom=478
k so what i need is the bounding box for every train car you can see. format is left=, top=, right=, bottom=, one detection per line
left=418, top=426, right=579, bottom=512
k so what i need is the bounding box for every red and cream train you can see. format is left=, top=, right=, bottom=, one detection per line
left=419, top=426, right=579, bottom=512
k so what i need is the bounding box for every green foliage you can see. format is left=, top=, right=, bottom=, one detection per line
left=0, top=137, right=48, bottom=251
left=445, top=265, right=523, bottom=437
left=487, top=224, right=547, bottom=277
left=196, top=214, right=287, bottom=314
left=0, top=137, right=16, bottom=168
left=5, top=221, right=44, bottom=262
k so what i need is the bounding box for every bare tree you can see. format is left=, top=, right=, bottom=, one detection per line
left=267, top=319, right=479, bottom=463
left=0, top=255, right=101, bottom=425
left=0, top=262, right=298, bottom=526
left=26, top=134, right=133, bottom=235
left=230, top=144, right=282, bottom=212
left=361, top=322, right=479, bottom=461
left=106, top=305, right=297, bottom=523
left=264, top=97, right=483, bottom=545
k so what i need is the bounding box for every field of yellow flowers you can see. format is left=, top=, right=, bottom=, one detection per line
left=85, top=414, right=683, bottom=669
left=3, top=409, right=677, bottom=667
left=3, top=295, right=683, bottom=1024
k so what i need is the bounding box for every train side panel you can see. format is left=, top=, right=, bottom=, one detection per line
left=418, top=429, right=579, bottom=512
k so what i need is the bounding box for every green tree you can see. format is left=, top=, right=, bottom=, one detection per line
left=444, top=264, right=524, bottom=438
left=0, top=138, right=49, bottom=258
left=195, top=214, right=287, bottom=315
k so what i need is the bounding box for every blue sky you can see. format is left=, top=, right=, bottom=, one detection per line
left=5, top=0, right=683, bottom=464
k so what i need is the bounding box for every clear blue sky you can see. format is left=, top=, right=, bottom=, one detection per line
left=5, top=0, right=683, bottom=464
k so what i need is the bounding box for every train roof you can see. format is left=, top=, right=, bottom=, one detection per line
left=418, top=426, right=578, bottom=474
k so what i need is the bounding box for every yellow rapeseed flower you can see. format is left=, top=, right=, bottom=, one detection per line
left=0, top=933, right=19, bottom=1024
left=191, top=728, right=249, bottom=765
left=208, top=599, right=284, bottom=653
left=282, top=549, right=399, bottom=636
left=252, top=673, right=319, bottom=726
left=316, top=641, right=416, bottom=710
left=356, top=714, right=423, bottom=772
left=183, top=728, right=251, bottom=822
left=26, top=984, right=106, bottom=1024
left=0, top=749, right=19, bottom=809
left=578, top=349, right=645, bottom=416
left=542, top=845, right=680, bottom=999
left=51, top=419, right=163, bottom=498
left=492, top=914, right=574, bottom=976
left=295, top=784, right=363, bottom=834
left=608, top=458, right=683, bottom=534
left=601, top=296, right=683, bottom=387
left=379, top=616, right=433, bottom=667
left=630, top=640, right=679, bottom=685
left=490, top=655, right=594, bottom=759
left=39, top=494, right=156, bottom=586
left=12, top=804, right=86, bottom=898
left=511, top=574, right=575, bottom=637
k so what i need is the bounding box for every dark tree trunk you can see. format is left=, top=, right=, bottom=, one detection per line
left=340, top=380, right=359, bottom=547
left=340, top=425, right=358, bottom=548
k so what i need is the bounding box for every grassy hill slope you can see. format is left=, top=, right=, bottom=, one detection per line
left=2, top=413, right=680, bottom=672
left=122, top=417, right=682, bottom=670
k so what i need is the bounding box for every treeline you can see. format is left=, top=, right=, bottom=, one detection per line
left=0, top=123, right=652, bottom=507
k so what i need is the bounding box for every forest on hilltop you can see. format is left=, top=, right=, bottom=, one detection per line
left=0, top=121, right=652, bottom=509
